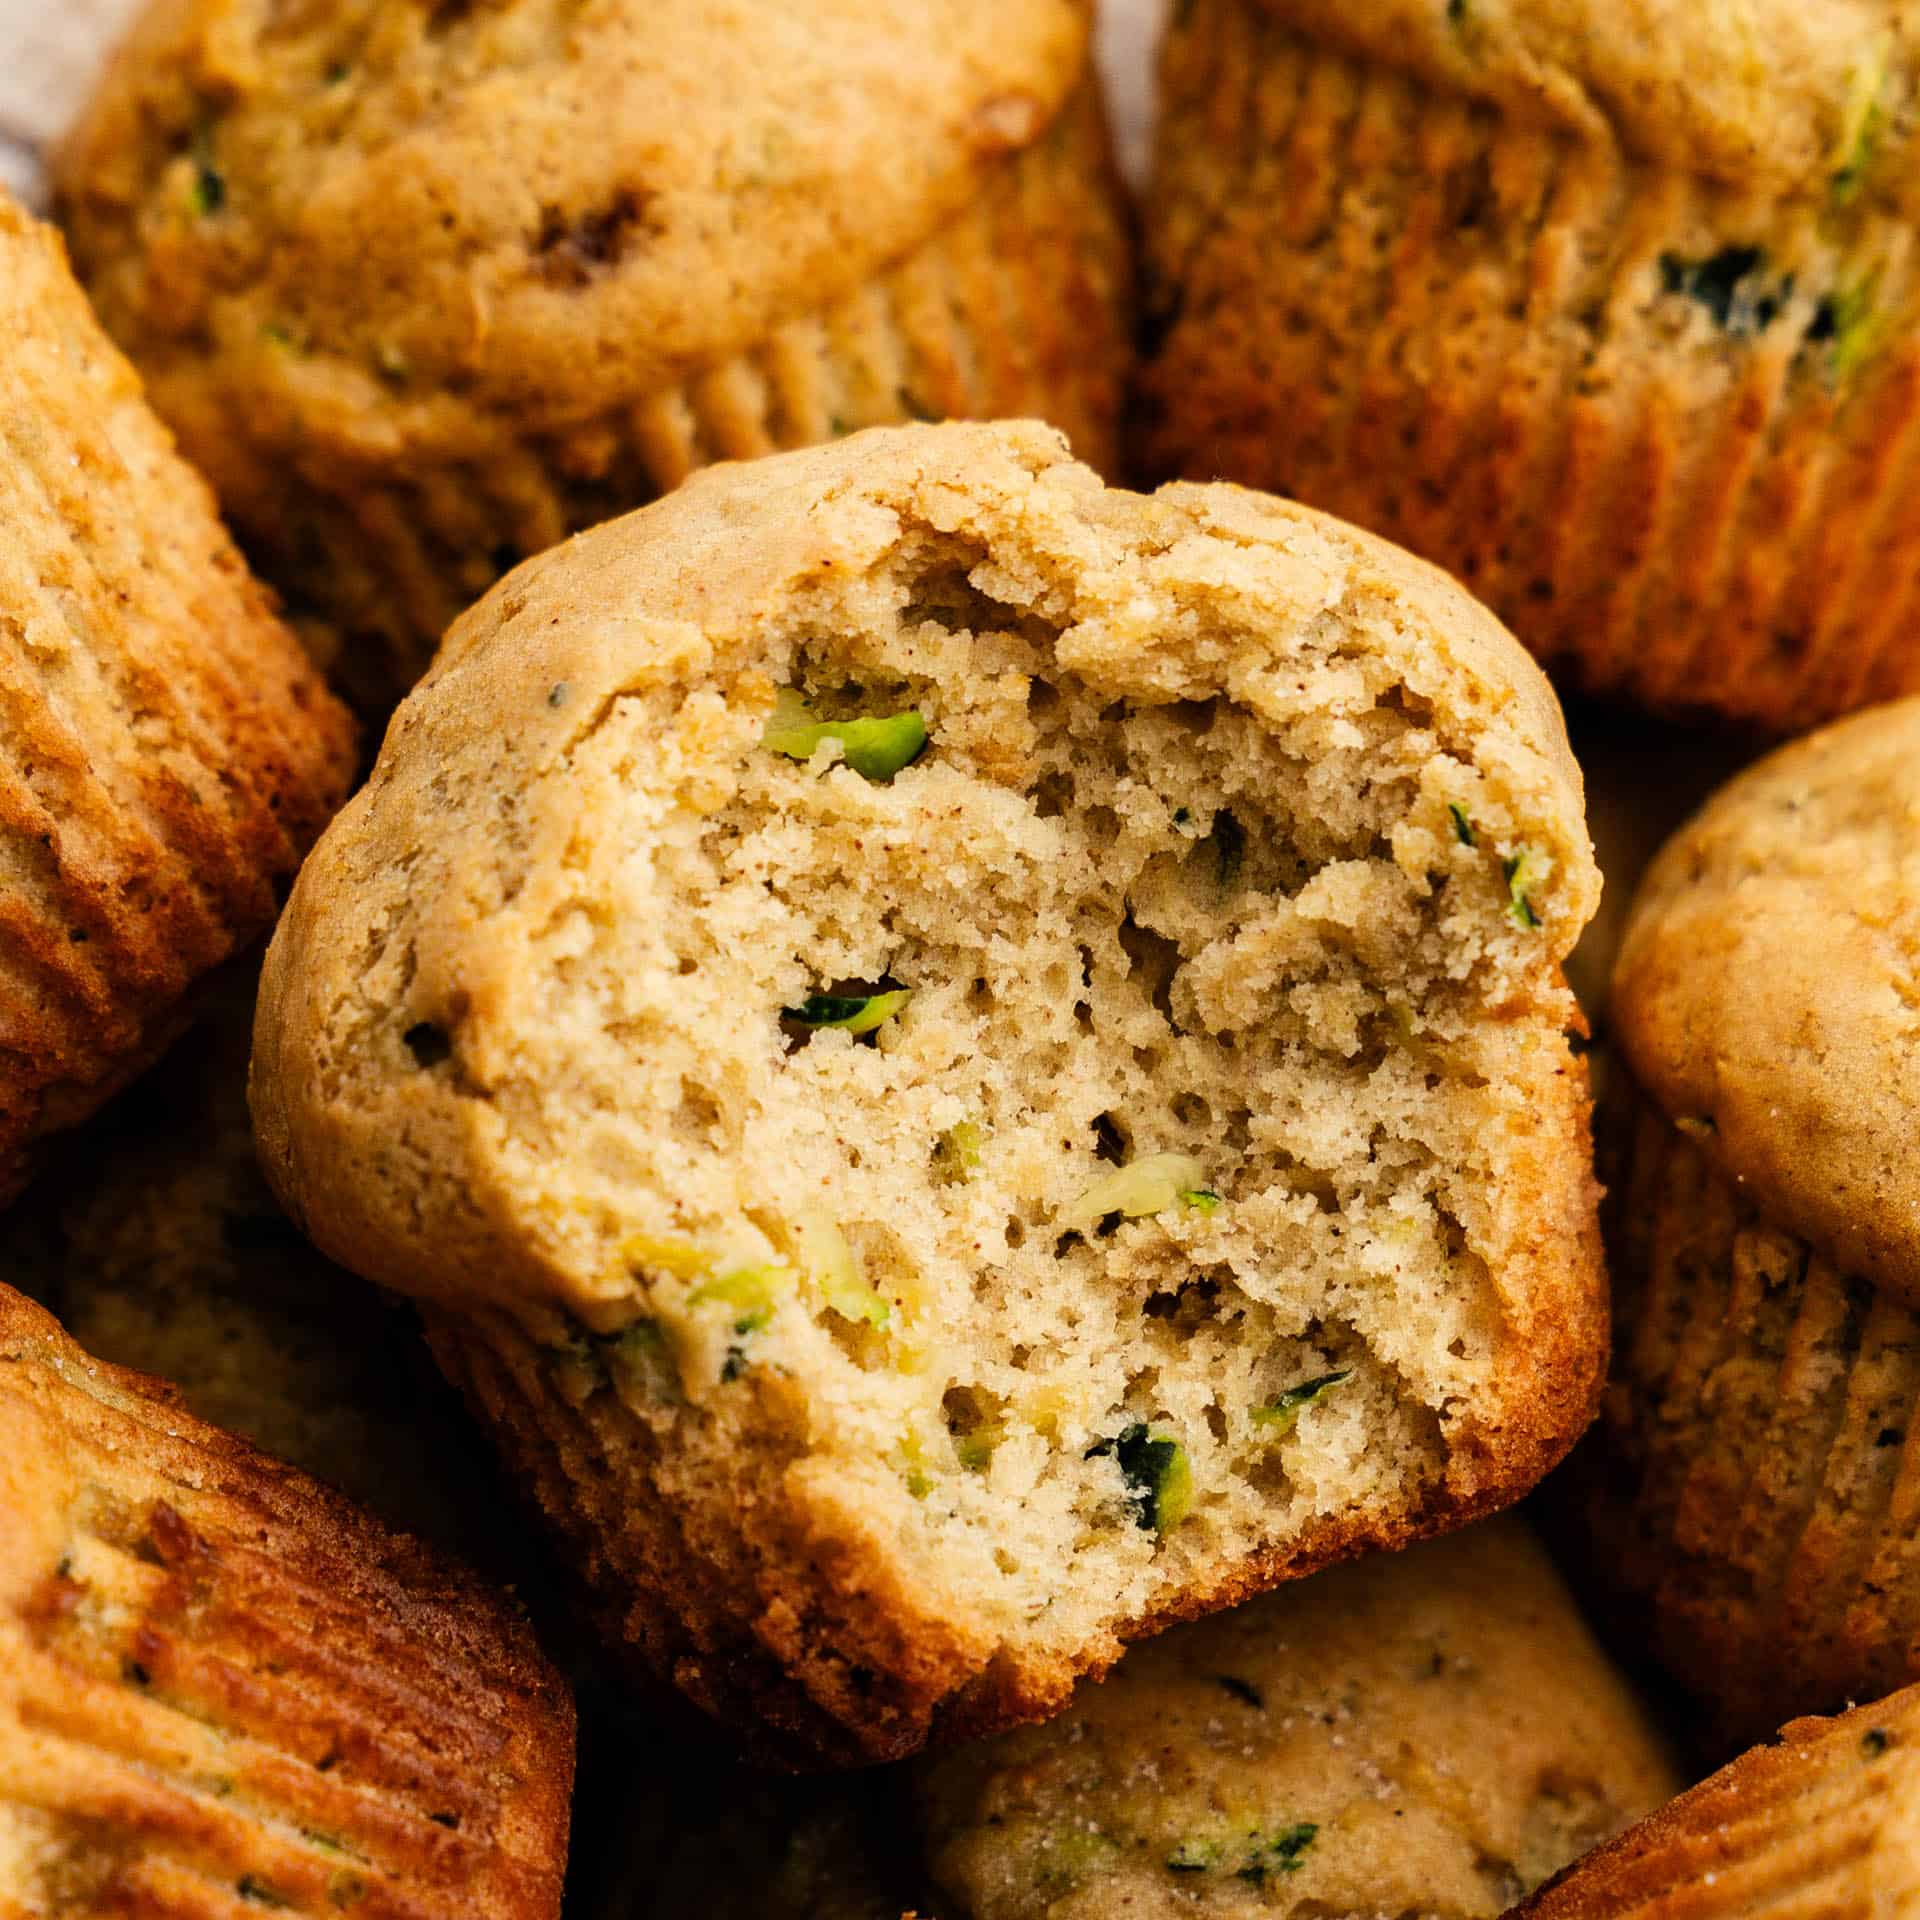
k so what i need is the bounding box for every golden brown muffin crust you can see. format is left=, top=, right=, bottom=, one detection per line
left=1516, top=1686, right=1920, bottom=1917
left=1613, top=696, right=1920, bottom=1308
left=1251, top=0, right=1917, bottom=206
left=56, top=0, right=1088, bottom=418
left=1567, top=1081, right=1920, bottom=1755
left=53, top=1, right=1130, bottom=706
left=0, top=191, right=355, bottom=1204
left=0, top=1285, right=573, bottom=1919
left=255, top=420, right=1598, bottom=1328
left=1138, top=2, right=1920, bottom=735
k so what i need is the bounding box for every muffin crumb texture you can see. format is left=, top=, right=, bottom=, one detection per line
left=254, top=421, right=1605, bottom=1762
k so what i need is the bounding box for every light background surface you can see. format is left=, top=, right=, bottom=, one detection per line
left=0, top=0, right=1169, bottom=204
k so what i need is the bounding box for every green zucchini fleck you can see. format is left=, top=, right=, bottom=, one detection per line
left=792, top=1209, right=889, bottom=1328
left=1066, top=1152, right=1210, bottom=1231
left=1089, top=1423, right=1193, bottom=1531
left=688, top=1266, right=782, bottom=1337
left=1166, top=1839, right=1222, bottom=1873
left=1659, top=247, right=1790, bottom=337
left=1238, top=1824, right=1318, bottom=1884
left=1180, top=1188, right=1223, bottom=1215
left=1449, top=803, right=1476, bottom=847
left=1832, top=45, right=1889, bottom=202
left=1810, top=273, right=1884, bottom=380
left=1503, top=849, right=1543, bottom=929
left=933, top=1120, right=986, bottom=1185
left=784, top=990, right=911, bottom=1035
left=1251, top=1369, right=1352, bottom=1438
left=191, top=159, right=226, bottom=217
left=763, top=686, right=927, bottom=780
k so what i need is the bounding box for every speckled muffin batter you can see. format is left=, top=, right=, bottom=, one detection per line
left=0, top=191, right=354, bottom=1205
left=917, top=1519, right=1680, bottom=1920
left=1517, top=1686, right=1920, bottom=1918
left=1139, top=0, right=1920, bottom=731
left=1567, top=697, right=1920, bottom=1749
left=251, top=421, right=1607, bottom=1767
left=0, top=1285, right=574, bottom=1920
left=55, top=0, right=1132, bottom=706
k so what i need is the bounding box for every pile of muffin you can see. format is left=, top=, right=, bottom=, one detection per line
left=5, top=1, right=1920, bottom=1914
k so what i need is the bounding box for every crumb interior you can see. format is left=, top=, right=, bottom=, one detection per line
left=498, top=537, right=1574, bottom=1653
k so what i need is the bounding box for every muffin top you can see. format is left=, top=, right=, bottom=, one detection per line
left=55, top=0, right=1087, bottom=431
left=916, top=1519, right=1680, bottom=1920
left=1248, top=0, right=1916, bottom=207
left=1613, top=697, right=1920, bottom=1306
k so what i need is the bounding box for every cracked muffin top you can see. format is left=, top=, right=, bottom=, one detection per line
left=54, top=0, right=1089, bottom=427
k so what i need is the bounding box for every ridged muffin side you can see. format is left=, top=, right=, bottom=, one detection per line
left=0, top=1285, right=573, bottom=1919
left=1517, top=1686, right=1920, bottom=1917
left=1569, top=1085, right=1920, bottom=1752
left=1138, top=0, right=1920, bottom=731
left=0, top=196, right=355, bottom=1202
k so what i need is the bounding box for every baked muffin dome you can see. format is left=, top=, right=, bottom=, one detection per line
left=917, top=1519, right=1679, bottom=1920
left=1139, top=0, right=1920, bottom=732
left=1571, top=697, right=1920, bottom=1747
left=0, top=192, right=355, bottom=1207
left=0, top=1284, right=573, bottom=1919
left=54, top=0, right=1132, bottom=706
left=250, top=421, right=1607, bottom=1766
left=1517, top=1686, right=1920, bottom=1918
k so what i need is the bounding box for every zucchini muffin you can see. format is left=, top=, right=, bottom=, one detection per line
left=250, top=421, right=1608, bottom=1766
left=1571, top=697, right=1920, bottom=1749
left=917, top=1519, right=1680, bottom=1920
left=3, top=959, right=502, bottom=1552
left=1139, top=0, right=1920, bottom=731
left=0, top=1284, right=573, bottom=1918
left=1518, top=1687, right=1920, bottom=1918
left=0, top=192, right=354, bottom=1205
left=55, top=0, right=1133, bottom=707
